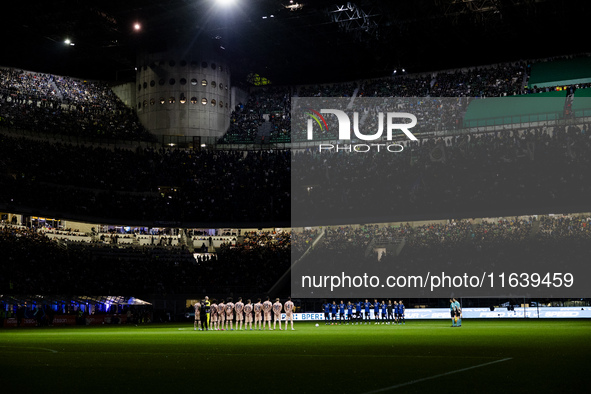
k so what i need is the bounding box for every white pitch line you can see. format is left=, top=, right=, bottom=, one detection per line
left=0, top=346, right=58, bottom=354
left=30, top=350, right=500, bottom=361
left=363, top=357, right=513, bottom=393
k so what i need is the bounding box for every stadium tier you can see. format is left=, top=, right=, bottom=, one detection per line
left=2, top=2, right=591, bottom=394
left=0, top=69, right=155, bottom=142
left=528, top=56, right=591, bottom=88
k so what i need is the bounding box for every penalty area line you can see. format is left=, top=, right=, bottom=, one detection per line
left=363, top=357, right=513, bottom=393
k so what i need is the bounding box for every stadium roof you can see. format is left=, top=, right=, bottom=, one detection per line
left=2, top=0, right=590, bottom=85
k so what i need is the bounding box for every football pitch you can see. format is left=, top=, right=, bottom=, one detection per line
left=1, top=319, right=588, bottom=393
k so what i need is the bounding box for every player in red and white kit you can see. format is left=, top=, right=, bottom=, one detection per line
left=217, top=300, right=226, bottom=331
left=262, top=296, right=273, bottom=330
left=272, top=298, right=283, bottom=330
left=243, top=299, right=253, bottom=331
left=254, top=298, right=263, bottom=330
left=210, top=299, right=218, bottom=330
left=283, top=297, right=295, bottom=331
left=234, top=297, right=245, bottom=331
left=225, top=298, right=235, bottom=331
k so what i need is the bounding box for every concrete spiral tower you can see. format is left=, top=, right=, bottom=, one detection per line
left=135, top=38, right=231, bottom=141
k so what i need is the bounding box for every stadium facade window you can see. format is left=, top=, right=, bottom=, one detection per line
left=143, top=82, right=147, bottom=89
left=169, top=78, right=175, bottom=85
left=219, top=83, right=223, bottom=90
left=180, top=96, right=186, bottom=104
left=143, top=100, right=147, bottom=107
left=169, top=60, right=175, bottom=67
left=202, top=61, right=208, bottom=68
left=169, top=96, right=175, bottom=104
left=201, top=79, right=207, bottom=86
left=150, top=80, right=155, bottom=87
left=201, top=98, right=207, bottom=105
left=211, top=63, right=216, bottom=70
left=160, top=97, right=165, bottom=104
left=190, top=61, right=197, bottom=68
left=211, top=81, right=217, bottom=88
left=191, top=97, right=197, bottom=104
left=191, top=78, right=197, bottom=86
left=180, top=60, right=187, bottom=67
left=211, top=99, right=216, bottom=106
left=219, top=101, right=223, bottom=107
left=180, top=78, right=187, bottom=85
left=137, top=103, right=141, bottom=109
left=159, top=79, right=165, bottom=86
left=150, top=98, right=155, bottom=106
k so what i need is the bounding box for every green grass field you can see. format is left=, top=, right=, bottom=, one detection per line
left=1, top=320, right=589, bottom=393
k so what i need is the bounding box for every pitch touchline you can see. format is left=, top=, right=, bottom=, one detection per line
left=31, top=350, right=501, bottom=360
left=363, top=357, right=513, bottom=393
left=0, top=346, right=58, bottom=353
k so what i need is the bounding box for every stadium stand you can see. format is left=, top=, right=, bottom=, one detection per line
left=0, top=68, right=155, bottom=142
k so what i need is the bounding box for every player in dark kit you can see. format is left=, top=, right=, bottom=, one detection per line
left=355, top=300, right=362, bottom=324
left=323, top=301, right=331, bottom=325
left=381, top=301, right=388, bottom=324
left=200, top=299, right=209, bottom=331
left=364, top=299, right=372, bottom=324
left=339, top=301, right=346, bottom=323
left=387, top=300, right=393, bottom=324
left=398, top=300, right=405, bottom=325
left=346, top=302, right=353, bottom=324
left=373, top=299, right=380, bottom=324
left=331, top=301, right=338, bottom=324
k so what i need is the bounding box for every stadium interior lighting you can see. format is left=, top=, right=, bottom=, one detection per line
left=64, top=39, right=71, bottom=45
left=285, top=2, right=303, bottom=11
left=216, top=0, right=236, bottom=6
left=133, top=22, right=141, bottom=31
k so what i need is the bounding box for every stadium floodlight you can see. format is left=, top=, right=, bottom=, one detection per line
left=64, top=39, right=71, bottom=45
left=216, top=0, right=236, bottom=6
left=134, top=22, right=141, bottom=31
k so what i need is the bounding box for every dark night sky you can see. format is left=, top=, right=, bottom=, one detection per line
left=1, top=0, right=589, bottom=85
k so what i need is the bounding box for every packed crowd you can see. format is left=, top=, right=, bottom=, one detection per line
left=221, top=61, right=531, bottom=144
left=291, top=229, right=319, bottom=259
left=220, top=87, right=292, bottom=144
left=0, top=68, right=154, bottom=141
left=295, top=215, right=591, bottom=284
left=0, top=135, right=290, bottom=224
left=292, top=124, right=591, bottom=225
left=0, top=226, right=289, bottom=296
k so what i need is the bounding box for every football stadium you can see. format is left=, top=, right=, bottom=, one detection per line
left=1, top=1, right=590, bottom=393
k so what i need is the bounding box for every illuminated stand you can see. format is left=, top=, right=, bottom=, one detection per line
left=135, top=39, right=231, bottom=146
left=283, top=307, right=591, bottom=321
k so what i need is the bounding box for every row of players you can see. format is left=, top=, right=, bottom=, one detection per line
left=323, top=299, right=406, bottom=325
left=193, top=296, right=295, bottom=331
